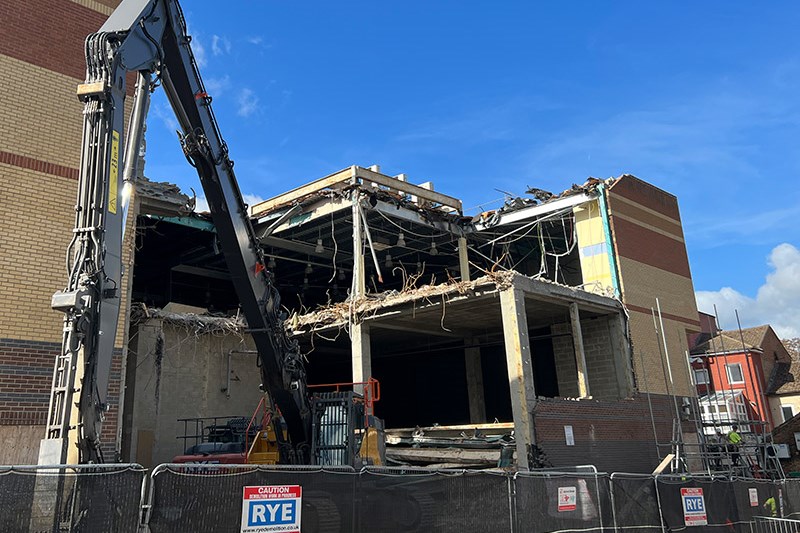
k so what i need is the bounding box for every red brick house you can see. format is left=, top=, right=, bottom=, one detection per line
left=690, top=325, right=791, bottom=434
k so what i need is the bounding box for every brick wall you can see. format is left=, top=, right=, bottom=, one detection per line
left=607, top=176, right=700, bottom=397
left=0, top=0, right=125, bottom=461
left=551, top=317, right=620, bottom=400
left=534, top=394, right=675, bottom=473
left=552, top=323, right=579, bottom=397
left=0, top=339, right=57, bottom=426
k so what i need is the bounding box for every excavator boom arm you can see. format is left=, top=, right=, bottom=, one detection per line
left=42, top=0, right=311, bottom=465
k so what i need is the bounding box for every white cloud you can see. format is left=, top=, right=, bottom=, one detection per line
left=696, top=243, right=800, bottom=338
left=204, top=75, right=231, bottom=98
left=191, top=34, right=207, bottom=68
left=243, top=193, right=265, bottom=216
left=211, top=35, right=231, bottom=56
left=152, top=102, right=178, bottom=132
left=246, top=36, right=263, bottom=45
left=243, top=193, right=265, bottom=206
left=237, top=88, right=260, bottom=118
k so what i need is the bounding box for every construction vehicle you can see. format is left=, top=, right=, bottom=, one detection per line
left=170, top=379, right=384, bottom=466
left=40, top=0, right=384, bottom=468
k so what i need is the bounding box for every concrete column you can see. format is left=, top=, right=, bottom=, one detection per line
left=464, top=337, right=486, bottom=423
left=570, top=302, right=590, bottom=398
left=351, top=193, right=366, bottom=297
left=458, top=237, right=470, bottom=282
left=350, top=191, right=372, bottom=394
left=351, top=322, right=372, bottom=393
left=500, top=287, right=537, bottom=469
left=608, top=313, right=634, bottom=397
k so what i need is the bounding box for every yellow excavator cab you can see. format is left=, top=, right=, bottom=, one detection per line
left=246, top=426, right=282, bottom=465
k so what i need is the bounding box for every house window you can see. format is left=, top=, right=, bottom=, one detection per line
left=694, top=369, right=710, bottom=385
left=726, top=363, right=745, bottom=384
left=782, top=405, right=795, bottom=422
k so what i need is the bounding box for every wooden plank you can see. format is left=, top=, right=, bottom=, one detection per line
left=385, top=422, right=514, bottom=439
left=356, top=166, right=463, bottom=213
left=386, top=447, right=503, bottom=465
left=251, top=166, right=355, bottom=216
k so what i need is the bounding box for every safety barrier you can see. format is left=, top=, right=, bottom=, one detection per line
left=0, top=463, right=146, bottom=533
left=751, top=516, right=800, bottom=533
left=2, top=462, right=799, bottom=532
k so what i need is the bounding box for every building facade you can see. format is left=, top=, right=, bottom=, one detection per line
left=0, top=0, right=130, bottom=463
left=690, top=325, right=792, bottom=434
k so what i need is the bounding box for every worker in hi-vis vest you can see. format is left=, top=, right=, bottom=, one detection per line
left=763, top=496, right=778, bottom=518
left=727, top=425, right=742, bottom=466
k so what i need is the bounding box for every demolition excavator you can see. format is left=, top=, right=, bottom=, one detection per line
left=40, top=0, right=382, bottom=467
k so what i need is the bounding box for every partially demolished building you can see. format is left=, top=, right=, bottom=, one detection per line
left=117, top=166, right=701, bottom=472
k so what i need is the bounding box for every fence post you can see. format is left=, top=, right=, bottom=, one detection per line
left=508, top=472, right=517, bottom=533
left=653, top=474, right=668, bottom=533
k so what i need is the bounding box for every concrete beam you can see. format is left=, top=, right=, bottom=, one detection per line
left=508, top=272, right=622, bottom=315
left=465, top=338, right=486, bottom=423
left=570, top=302, right=590, bottom=398
left=371, top=322, right=461, bottom=338
left=500, top=287, right=537, bottom=469
left=252, top=167, right=354, bottom=216
left=474, top=192, right=595, bottom=229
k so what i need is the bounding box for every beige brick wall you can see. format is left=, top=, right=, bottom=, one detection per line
left=0, top=55, right=85, bottom=169
left=0, top=153, right=135, bottom=348
left=617, top=256, right=697, bottom=396
left=69, top=0, right=115, bottom=15
left=617, top=256, right=699, bottom=327
left=627, top=308, right=694, bottom=396
left=0, top=164, right=75, bottom=342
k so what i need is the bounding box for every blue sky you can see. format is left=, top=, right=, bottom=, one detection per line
left=143, top=2, right=800, bottom=336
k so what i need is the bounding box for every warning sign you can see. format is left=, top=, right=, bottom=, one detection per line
left=241, top=485, right=302, bottom=533
left=749, top=488, right=759, bottom=507
left=558, top=486, right=577, bottom=512
left=681, top=487, right=707, bottom=527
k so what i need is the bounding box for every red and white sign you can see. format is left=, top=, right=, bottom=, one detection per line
left=681, top=487, right=707, bottom=527
left=241, top=485, right=302, bottom=533
left=558, top=486, right=577, bottom=512
left=749, top=488, right=759, bottom=507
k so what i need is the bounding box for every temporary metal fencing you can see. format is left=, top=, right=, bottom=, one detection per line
left=0, top=463, right=146, bottom=533
left=3, top=462, right=799, bottom=532
left=751, top=516, right=800, bottom=533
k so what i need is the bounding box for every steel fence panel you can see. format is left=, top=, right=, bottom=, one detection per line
left=752, top=516, right=800, bottom=533
left=147, top=464, right=357, bottom=533
left=731, top=479, right=778, bottom=524
left=0, top=464, right=145, bottom=533
left=514, top=472, right=606, bottom=533
left=656, top=475, right=748, bottom=532
left=783, top=481, right=800, bottom=520
left=608, top=474, right=662, bottom=532
left=358, top=467, right=512, bottom=533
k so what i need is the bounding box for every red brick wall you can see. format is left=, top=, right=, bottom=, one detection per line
left=534, top=394, right=676, bottom=472
left=0, top=0, right=110, bottom=80
left=0, top=339, right=56, bottom=426
left=0, top=337, right=123, bottom=456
